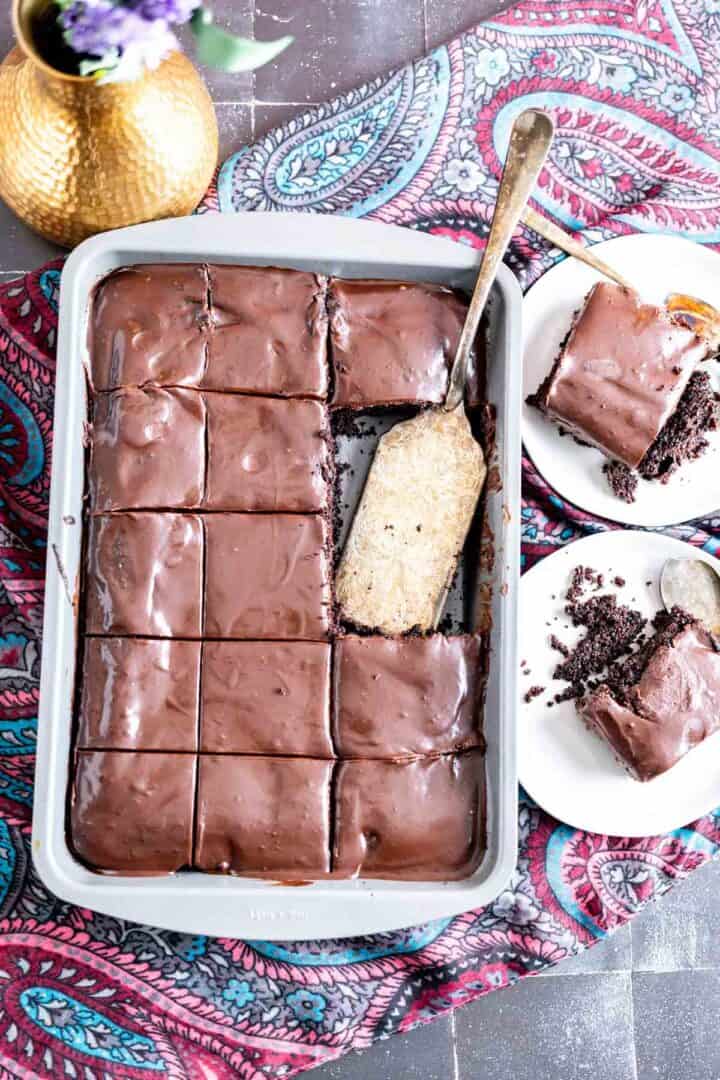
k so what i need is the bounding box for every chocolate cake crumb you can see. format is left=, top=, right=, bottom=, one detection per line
left=613, top=576, right=626, bottom=587
left=603, top=460, right=639, bottom=502
left=549, top=634, right=570, bottom=658
left=524, top=685, right=544, bottom=703
left=551, top=571, right=647, bottom=699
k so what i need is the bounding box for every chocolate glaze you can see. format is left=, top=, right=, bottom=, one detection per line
left=204, top=513, right=332, bottom=639
left=203, top=266, right=328, bottom=398
left=332, top=752, right=484, bottom=880
left=581, top=621, right=720, bottom=781
left=329, top=279, right=480, bottom=408
left=541, top=283, right=708, bottom=468
left=89, top=264, right=209, bottom=391
left=71, top=751, right=196, bottom=872
left=85, top=513, right=204, bottom=637
left=89, top=387, right=206, bottom=511
left=195, top=755, right=332, bottom=876
left=334, top=635, right=484, bottom=758
left=78, top=638, right=200, bottom=751
left=201, top=641, right=333, bottom=756
left=205, top=395, right=330, bottom=512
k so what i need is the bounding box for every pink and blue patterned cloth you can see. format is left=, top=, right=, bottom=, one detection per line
left=0, top=2, right=719, bottom=1075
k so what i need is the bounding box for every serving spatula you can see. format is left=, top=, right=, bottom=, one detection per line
left=336, top=108, right=554, bottom=635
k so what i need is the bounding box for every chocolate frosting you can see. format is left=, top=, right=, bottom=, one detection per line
left=205, top=394, right=329, bottom=511
left=195, top=755, right=332, bottom=876
left=71, top=751, right=195, bottom=873
left=204, top=513, right=331, bottom=639
left=90, top=387, right=206, bottom=511
left=543, top=282, right=708, bottom=468
left=334, top=635, right=484, bottom=757
left=201, top=641, right=333, bottom=755
left=332, top=752, right=484, bottom=880
left=78, top=638, right=200, bottom=751
left=329, top=279, right=480, bottom=408
left=203, top=266, right=328, bottom=398
left=89, top=264, right=209, bottom=391
left=582, top=622, right=720, bottom=781
left=85, top=512, right=204, bottom=637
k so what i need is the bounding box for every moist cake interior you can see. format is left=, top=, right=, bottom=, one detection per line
left=70, top=264, right=492, bottom=882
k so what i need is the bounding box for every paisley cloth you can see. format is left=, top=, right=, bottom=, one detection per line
left=0, top=1, right=719, bottom=1075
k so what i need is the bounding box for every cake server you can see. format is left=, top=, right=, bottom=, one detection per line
left=336, top=108, right=554, bottom=635
left=660, top=558, right=720, bottom=636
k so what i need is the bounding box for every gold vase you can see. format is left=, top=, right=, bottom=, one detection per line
left=0, top=0, right=219, bottom=248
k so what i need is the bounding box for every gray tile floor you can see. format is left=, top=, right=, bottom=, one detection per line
left=2, top=2, right=719, bottom=1077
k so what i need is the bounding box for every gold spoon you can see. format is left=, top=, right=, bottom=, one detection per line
left=522, top=209, right=720, bottom=346
left=335, top=108, right=554, bottom=635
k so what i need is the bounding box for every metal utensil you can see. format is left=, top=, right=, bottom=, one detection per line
left=521, top=205, right=633, bottom=293
left=522, top=209, right=720, bottom=348
left=336, top=108, right=554, bottom=635
left=660, top=558, right=720, bottom=635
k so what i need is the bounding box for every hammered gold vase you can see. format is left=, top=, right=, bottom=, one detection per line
left=0, top=0, right=219, bottom=248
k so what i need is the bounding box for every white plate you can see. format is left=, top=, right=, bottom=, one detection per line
left=519, top=530, right=720, bottom=836
left=522, top=233, right=720, bottom=527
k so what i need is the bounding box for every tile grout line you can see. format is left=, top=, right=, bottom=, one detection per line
left=628, top=929, right=640, bottom=1080
left=214, top=99, right=321, bottom=106
left=449, top=1010, right=461, bottom=1080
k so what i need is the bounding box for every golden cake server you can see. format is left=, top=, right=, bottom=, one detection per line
left=336, top=108, right=554, bottom=635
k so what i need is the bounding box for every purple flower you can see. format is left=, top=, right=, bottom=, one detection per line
left=129, top=0, right=198, bottom=24
left=59, top=1, right=179, bottom=80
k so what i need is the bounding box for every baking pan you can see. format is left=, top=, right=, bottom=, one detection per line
left=33, top=212, right=521, bottom=940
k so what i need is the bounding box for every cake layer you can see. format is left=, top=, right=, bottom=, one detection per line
left=201, top=641, right=333, bottom=756
left=85, top=512, right=204, bottom=637
left=204, top=513, right=332, bottom=639
left=78, top=638, right=200, bottom=751
left=89, top=264, right=209, bottom=391
left=334, top=635, right=484, bottom=757
left=332, top=752, right=484, bottom=880
left=581, top=617, right=720, bottom=781
left=195, top=755, right=333, bottom=876
left=89, top=387, right=206, bottom=511
left=537, top=282, right=708, bottom=469
left=203, top=266, right=328, bottom=397
left=71, top=751, right=196, bottom=873
left=329, top=279, right=480, bottom=408
left=204, top=394, right=330, bottom=512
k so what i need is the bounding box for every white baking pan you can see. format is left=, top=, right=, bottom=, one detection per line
left=33, top=212, right=521, bottom=940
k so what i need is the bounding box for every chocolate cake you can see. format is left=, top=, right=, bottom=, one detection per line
left=334, top=635, right=484, bottom=758
left=581, top=608, right=720, bottom=781
left=329, top=278, right=481, bottom=408
left=530, top=282, right=715, bottom=500
left=78, top=638, right=200, bottom=751
left=200, top=642, right=333, bottom=756
left=70, top=262, right=490, bottom=881
left=203, top=266, right=329, bottom=398
left=72, top=752, right=196, bottom=873
left=89, top=264, right=209, bottom=391
left=332, top=752, right=484, bottom=880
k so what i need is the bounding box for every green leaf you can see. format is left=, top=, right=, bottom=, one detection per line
left=189, top=8, right=292, bottom=72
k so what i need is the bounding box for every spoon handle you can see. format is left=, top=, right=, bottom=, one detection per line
left=444, top=108, right=554, bottom=412
left=522, top=206, right=633, bottom=290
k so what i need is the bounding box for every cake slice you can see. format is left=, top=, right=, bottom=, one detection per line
left=530, top=282, right=716, bottom=500
left=580, top=608, right=720, bottom=781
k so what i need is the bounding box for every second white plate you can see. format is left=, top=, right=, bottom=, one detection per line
left=522, top=233, right=720, bottom=527
left=519, top=530, right=720, bottom=837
